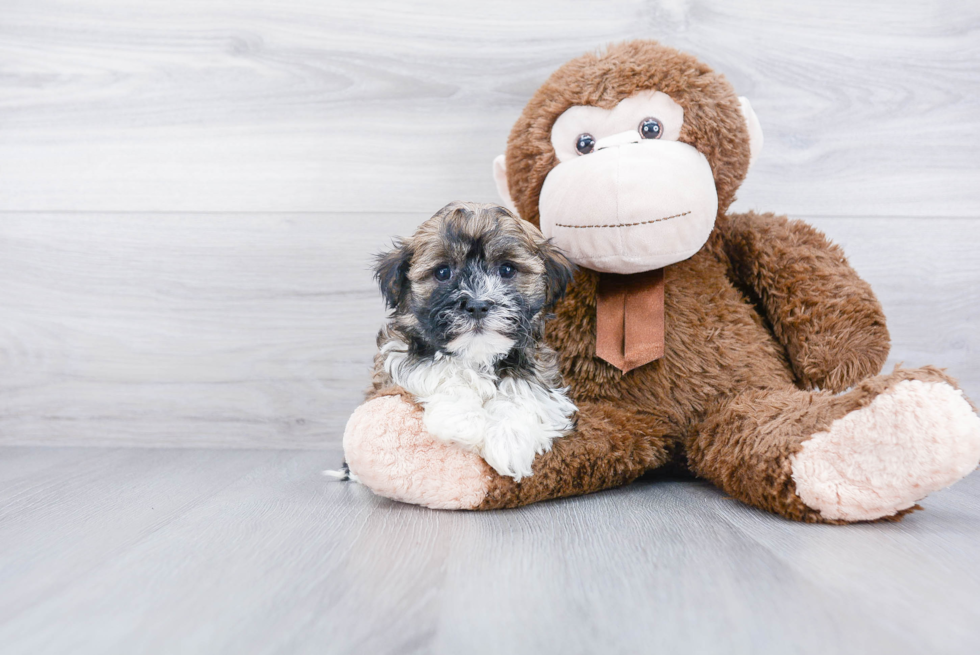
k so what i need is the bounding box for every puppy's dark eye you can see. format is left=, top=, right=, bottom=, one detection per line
left=639, top=117, right=663, bottom=139
left=433, top=265, right=452, bottom=282
left=499, top=263, right=517, bottom=279
left=575, top=133, right=595, bottom=155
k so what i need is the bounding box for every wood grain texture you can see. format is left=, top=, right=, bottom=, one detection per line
left=0, top=446, right=977, bottom=655
left=0, top=0, right=978, bottom=216
left=1, top=212, right=977, bottom=448
left=0, top=212, right=393, bottom=448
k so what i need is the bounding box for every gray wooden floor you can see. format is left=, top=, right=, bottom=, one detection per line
left=1, top=0, right=979, bottom=653
left=1, top=447, right=979, bottom=655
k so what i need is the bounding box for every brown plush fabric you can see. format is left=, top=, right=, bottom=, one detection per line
left=719, top=211, right=891, bottom=392
left=471, top=40, right=960, bottom=522
left=480, top=400, right=677, bottom=508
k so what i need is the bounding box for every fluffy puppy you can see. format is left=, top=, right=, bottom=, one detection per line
left=370, top=201, right=577, bottom=480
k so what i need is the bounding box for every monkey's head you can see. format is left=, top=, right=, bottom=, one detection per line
left=493, top=41, right=763, bottom=274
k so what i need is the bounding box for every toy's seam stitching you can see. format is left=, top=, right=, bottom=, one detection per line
left=554, top=211, right=691, bottom=229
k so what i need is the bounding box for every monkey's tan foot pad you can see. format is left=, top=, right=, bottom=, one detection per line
left=791, top=380, right=980, bottom=522
left=343, top=395, right=492, bottom=509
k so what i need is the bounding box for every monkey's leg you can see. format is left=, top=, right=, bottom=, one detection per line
left=343, top=390, right=674, bottom=510
left=687, top=367, right=980, bottom=523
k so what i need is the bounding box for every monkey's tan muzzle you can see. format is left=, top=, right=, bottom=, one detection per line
left=537, top=139, right=718, bottom=275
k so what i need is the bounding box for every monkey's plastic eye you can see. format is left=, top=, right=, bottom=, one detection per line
left=499, top=263, right=517, bottom=279
left=575, top=133, right=595, bottom=155
left=434, top=265, right=452, bottom=282
left=639, top=117, right=663, bottom=139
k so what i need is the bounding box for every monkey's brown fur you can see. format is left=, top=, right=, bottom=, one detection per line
left=467, top=41, right=961, bottom=520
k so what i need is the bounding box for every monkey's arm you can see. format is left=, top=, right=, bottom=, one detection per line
left=478, top=401, right=675, bottom=508
left=343, top=394, right=675, bottom=509
left=719, top=211, right=890, bottom=392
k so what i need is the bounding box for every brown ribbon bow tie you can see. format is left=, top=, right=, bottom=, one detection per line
left=595, top=268, right=665, bottom=373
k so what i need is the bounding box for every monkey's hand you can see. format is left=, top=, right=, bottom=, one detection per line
left=720, top=211, right=890, bottom=393
left=342, top=388, right=495, bottom=509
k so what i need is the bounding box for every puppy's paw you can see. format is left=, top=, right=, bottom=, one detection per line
left=480, top=386, right=571, bottom=480
left=343, top=395, right=492, bottom=510
left=419, top=391, right=488, bottom=453
left=481, top=416, right=554, bottom=481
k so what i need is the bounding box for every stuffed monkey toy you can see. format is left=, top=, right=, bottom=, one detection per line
left=342, top=41, right=980, bottom=523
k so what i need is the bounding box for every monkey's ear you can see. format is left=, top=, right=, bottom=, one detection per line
left=374, top=239, right=413, bottom=309
left=539, top=239, right=576, bottom=308
left=492, top=155, right=518, bottom=214
left=738, top=97, right=764, bottom=169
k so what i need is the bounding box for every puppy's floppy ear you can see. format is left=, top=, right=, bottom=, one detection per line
left=374, top=239, right=413, bottom=309
left=539, top=239, right=576, bottom=308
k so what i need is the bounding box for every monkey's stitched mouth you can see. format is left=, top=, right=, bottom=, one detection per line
left=554, top=210, right=691, bottom=229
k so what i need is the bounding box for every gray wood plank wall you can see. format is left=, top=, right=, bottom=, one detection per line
left=1, top=0, right=978, bottom=448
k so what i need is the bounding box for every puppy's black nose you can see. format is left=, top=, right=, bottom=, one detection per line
left=461, top=298, right=492, bottom=318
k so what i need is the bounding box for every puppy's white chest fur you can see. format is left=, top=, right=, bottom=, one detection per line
left=383, top=341, right=576, bottom=480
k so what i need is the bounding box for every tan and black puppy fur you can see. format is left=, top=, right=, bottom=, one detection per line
left=373, top=202, right=572, bottom=370
left=368, top=202, right=577, bottom=481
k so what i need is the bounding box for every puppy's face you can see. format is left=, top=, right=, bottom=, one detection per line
left=376, top=202, right=574, bottom=362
